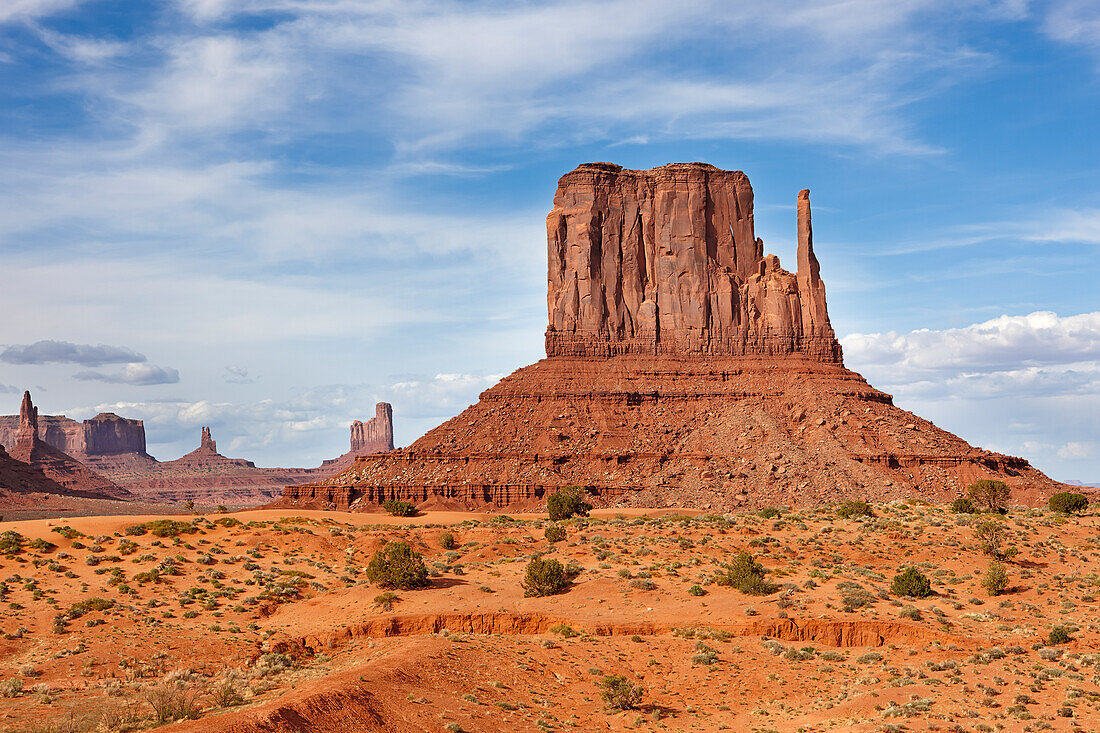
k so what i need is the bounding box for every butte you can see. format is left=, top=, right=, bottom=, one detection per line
left=283, top=162, right=1062, bottom=512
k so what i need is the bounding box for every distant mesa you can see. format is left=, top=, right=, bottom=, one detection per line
left=0, top=391, right=130, bottom=500
left=0, top=396, right=396, bottom=509
left=283, top=162, right=1065, bottom=512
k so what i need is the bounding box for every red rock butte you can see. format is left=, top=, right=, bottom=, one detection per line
left=282, top=162, right=1062, bottom=512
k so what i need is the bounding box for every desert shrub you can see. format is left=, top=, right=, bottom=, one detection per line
left=597, top=675, right=644, bottom=710
left=549, top=623, right=579, bottom=638
left=982, top=561, right=1008, bottom=596
left=439, top=532, right=456, bottom=550
left=0, top=531, right=25, bottom=555
left=1049, top=492, right=1088, bottom=515
left=0, top=678, right=22, bottom=698
left=215, top=517, right=242, bottom=527
left=143, top=682, right=200, bottom=722
left=66, top=597, right=114, bottom=620
left=123, top=524, right=147, bottom=536
left=757, top=507, right=781, bottom=519
left=252, top=652, right=292, bottom=677
left=836, top=500, right=873, bottom=519
left=714, top=552, right=777, bottom=596
left=211, top=679, right=244, bottom=707
left=974, top=520, right=1006, bottom=558
left=523, top=556, right=568, bottom=597
left=143, top=520, right=196, bottom=538
left=890, top=567, right=932, bottom=598
left=966, top=480, right=1011, bottom=513
left=365, top=542, right=429, bottom=590
left=837, top=581, right=877, bottom=610
left=544, top=524, right=567, bottom=544
left=382, top=499, right=417, bottom=517
left=118, top=539, right=138, bottom=555
left=951, top=497, right=978, bottom=514
left=688, top=585, right=706, bottom=597
left=547, top=486, right=592, bottom=521
left=899, top=606, right=922, bottom=621
left=691, top=642, right=719, bottom=665
left=51, top=526, right=83, bottom=539
left=373, top=591, right=398, bottom=611
left=630, top=579, right=656, bottom=591
left=28, top=538, right=56, bottom=552
left=1048, top=626, right=1072, bottom=645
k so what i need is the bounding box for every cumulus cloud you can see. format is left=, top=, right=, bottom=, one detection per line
left=223, top=366, right=257, bottom=384
left=73, top=363, right=180, bottom=386
left=842, top=311, right=1100, bottom=380
left=383, top=372, right=506, bottom=420
left=1, top=340, right=146, bottom=367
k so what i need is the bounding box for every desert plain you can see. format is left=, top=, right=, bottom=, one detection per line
left=1, top=501, right=1098, bottom=732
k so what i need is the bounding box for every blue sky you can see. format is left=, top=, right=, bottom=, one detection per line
left=0, top=0, right=1097, bottom=481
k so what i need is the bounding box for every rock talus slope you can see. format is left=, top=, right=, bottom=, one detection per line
left=282, top=163, right=1062, bottom=511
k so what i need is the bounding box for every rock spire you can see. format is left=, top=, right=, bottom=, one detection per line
left=350, top=403, right=394, bottom=454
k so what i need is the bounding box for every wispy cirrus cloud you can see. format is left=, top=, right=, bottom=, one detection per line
left=73, top=363, right=180, bottom=386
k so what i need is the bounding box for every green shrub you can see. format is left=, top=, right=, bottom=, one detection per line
left=836, top=500, right=873, bottom=519
left=0, top=531, right=25, bottom=555
left=51, top=526, right=83, bottom=539
left=547, top=487, right=592, bottom=521
left=28, top=538, right=56, bottom=553
left=950, top=497, right=978, bottom=514
left=974, top=520, right=1006, bottom=558
left=597, top=674, right=644, bottom=710
left=715, top=552, right=777, bottom=596
left=523, top=556, right=568, bottom=597
left=382, top=500, right=417, bottom=517
left=143, top=520, right=196, bottom=538
left=1048, top=626, right=1072, bottom=645
left=966, top=480, right=1011, bottom=513
left=439, top=532, right=456, bottom=550
left=890, top=567, right=932, bottom=598
left=757, top=507, right=781, bottom=519
left=373, top=591, right=398, bottom=611
left=688, top=585, right=706, bottom=597
left=981, top=561, right=1008, bottom=596
left=365, top=541, right=429, bottom=590
left=544, top=524, right=567, bottom=544
left=1049, top=492, right=1088, bottom=515
left=122, top=524, right=147, bottom=536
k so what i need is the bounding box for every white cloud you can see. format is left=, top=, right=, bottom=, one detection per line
left=1, top=340, right=146, bottom=366
left=223, top=366, right=257, bottom=384
left=0, top=0, right=83, bottom=24
left=1058, top=441, right=1093, bottom=460
left=383, top=372, right=506, bottom=420
left=1043, top=0, right=1100, bottom=58
left=73, top=363, right=180, bottom=386
left=843, top=311, right=1100, bottom=378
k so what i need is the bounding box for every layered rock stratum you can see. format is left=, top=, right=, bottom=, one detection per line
left=283, top=162, right=1062, bottom=512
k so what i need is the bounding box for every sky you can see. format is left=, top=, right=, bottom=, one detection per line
left=0, top=0, right=1097, bottom=481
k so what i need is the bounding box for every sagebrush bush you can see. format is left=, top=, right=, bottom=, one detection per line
left=382, top=500, right=417, bottom=517
left=715, top=552, right=777, bottom=596
left=974, top=520, right=1006, bottom=558
left=1048, top=626, right=1072, bottom=645
left=0, top=531, right=25, bottom=555
left=757, top=507, right=781, bottom=519
left=836, top=500, right=873, bottom=519
left=547, top=487, right=592, bottom=521
left=143, top=682, right=200, bottom=722
left=439, top=532, right=456, bottom=549
left=597, top=674, right=643, bottom=710
left=142, top=520, right=196, bottom=538
left=966, top=480, right=1011, bottom=513
left=1049, top=492, right=1088, bottom=515
left=523, top=556, right=568, bottom=597
left=890, top=567, right=932, bottom=598
left=365, top=541, right=429, bottom=590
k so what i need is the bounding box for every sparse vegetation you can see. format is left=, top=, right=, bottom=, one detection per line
left=523, top=556, right=568, bottom=597
left=439, top=532, right=456, bottom=549
left=382, top=499, right=418, bottom=517
left=950, top=497, right=978, bottom=514
left=1048, top=492, right=1088, bottom=515
left=890, top=566, right=932, bottom=598
left=757, top=507, right=781, bottom=519
left=981, top=561, right=1008, bottom=596
left=836, top=500, right=873, bottom=518
left=714, top=551, right=777, bottom=596
left=365, top=541, right=429, bottom=590
left=544, top=524, right=567, bottom=543
left=1048, top=626, right=1072, bottom=645
left=974, top=519, right=1006, bottom=558
left=966, top=480, right=1011, bottom=514
left=547, top=486, right=592, bottom=521
left=597, top=674, right=644, bottom=710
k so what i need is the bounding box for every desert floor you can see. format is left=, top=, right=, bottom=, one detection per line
left=0, top=503, right=1098, bottom=732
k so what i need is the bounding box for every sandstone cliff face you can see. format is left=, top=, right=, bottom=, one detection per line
left=545, top=163, right=840, bottom=362
left=0, top=410, right=147, bottom=458
left=351, top=403, right=394, bottom=454
left=3, top=392, right=130, bottom=500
